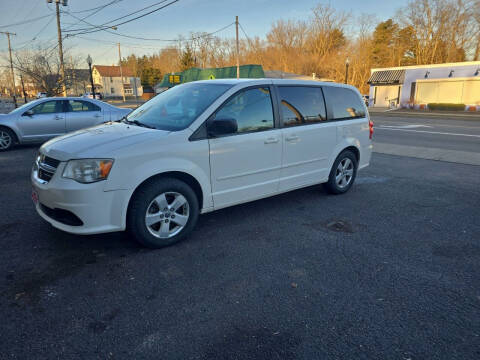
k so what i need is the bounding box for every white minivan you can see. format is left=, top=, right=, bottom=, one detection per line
left=32, top=79, right=373, bottom=248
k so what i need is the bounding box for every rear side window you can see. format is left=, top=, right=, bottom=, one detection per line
left=278, top=86, right=326, bottom=127
left=68, top=100, right=101, bottom=112
left=322, top=87, right=366, bottom=120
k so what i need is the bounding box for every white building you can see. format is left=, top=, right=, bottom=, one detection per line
left=368, top=61, right=480, bottom=109
left=92, top=65, right=143, bottom=98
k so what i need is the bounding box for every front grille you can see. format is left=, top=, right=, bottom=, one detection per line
left=37, top=154, right=59, bottom=183
left=38, top=168, right=54, bottom=182
left=39, top=203, right=84, bottom=226
left=43, top=156, right=60, bottom=168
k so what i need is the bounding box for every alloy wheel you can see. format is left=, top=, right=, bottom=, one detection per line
left=145, top=192, right=190, bottom=239
left=0, top=131, right=12, bottom=150
left=335, top=158, right=354, bottom=188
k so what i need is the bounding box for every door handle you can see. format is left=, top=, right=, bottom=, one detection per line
left=94, top=113, right=102, bottom=118
left=54, top=115, right=62, bottom=120
left=264, top=137, right=279, bottom=144
left=285, top=135, right=299, bottom=142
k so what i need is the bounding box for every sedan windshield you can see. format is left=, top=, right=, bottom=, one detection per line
left=126, top=82, right=232, bottom=131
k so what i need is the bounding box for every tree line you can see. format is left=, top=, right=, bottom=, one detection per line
left=3, top=0, right=479, bottom=96
left=123, top=0, right=480, bottom=94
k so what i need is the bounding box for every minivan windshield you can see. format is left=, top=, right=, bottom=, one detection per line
left=126, top=82, right=232, bottom=131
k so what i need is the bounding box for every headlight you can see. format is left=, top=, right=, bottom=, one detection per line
left=62, top=159, right=114, bottom=183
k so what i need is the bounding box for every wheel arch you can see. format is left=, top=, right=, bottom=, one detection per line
left=126, top=171, right=204, bottom=218
left=0, top=125, right=19, bottom=143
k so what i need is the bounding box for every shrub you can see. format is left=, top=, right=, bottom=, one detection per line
left=427, top=103, right=465, bottom=111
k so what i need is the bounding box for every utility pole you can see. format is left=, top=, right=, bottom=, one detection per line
left=20, top=74, right=27, bottom=103
left=1, top=31, right=17, bottom=108
left=118, top=43, right=126, bottom=102
left=344, top=58, right=350, bottom=84
left=49, top=0, right=67, bottom=96
left=235, top=16, right=239, bottom=80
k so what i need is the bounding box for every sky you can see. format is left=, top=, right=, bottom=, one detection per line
left=0, top=0, right=410, bottom=68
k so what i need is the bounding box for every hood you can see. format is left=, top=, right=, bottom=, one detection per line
left=41, top=122, right=170, bottom=161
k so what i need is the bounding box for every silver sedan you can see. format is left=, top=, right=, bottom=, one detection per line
left=0, top=97, right=132, bottom=151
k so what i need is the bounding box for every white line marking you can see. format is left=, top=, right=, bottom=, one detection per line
left=375, top=127, right=480, bottom=138
left=379, top=124, right=432, bottom=129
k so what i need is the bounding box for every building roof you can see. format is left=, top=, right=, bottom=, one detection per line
left=93, top=65, right=135, bottom=77
left=371, top=60, right=480, bottom=72
left=368, top=69, right=405, bottom=85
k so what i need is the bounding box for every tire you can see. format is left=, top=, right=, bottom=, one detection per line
left=127, top=177, right=199, bottom=248
left=324, top=150, right=358, bottom=195
left=0, top=127, right=16, bottom=151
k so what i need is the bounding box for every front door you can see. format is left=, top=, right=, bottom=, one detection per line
left=209, top=86, right=282, bottom=209
left=18, top=100, right=66, bottom=142
left=277, top=86, right=336, bottom=191
left=66, top=99, right=104, bottom=132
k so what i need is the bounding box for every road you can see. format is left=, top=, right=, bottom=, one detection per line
left=371, top=112, right=480, bottom=165
left=1, top=144, right=479, bottom=359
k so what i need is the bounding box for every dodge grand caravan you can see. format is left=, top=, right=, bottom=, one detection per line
left=32, top=79, right=373, bottom=248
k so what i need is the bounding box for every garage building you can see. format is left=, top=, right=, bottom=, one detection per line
left=368, top=61, right=480, bottom=109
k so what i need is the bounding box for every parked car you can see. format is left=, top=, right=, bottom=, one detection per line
left=362, top=95, right=370, bottom=106
left=31, top=79, right=373, bottom=248
left=84, top=92, right=103, bottom=100
left=36, top=92, right=47, bottom=99
left=0, top=97, right=132, bottom=151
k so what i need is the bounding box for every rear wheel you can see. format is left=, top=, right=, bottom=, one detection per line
left=324, top=150, right=358, bottom=194
left=0, top=128, right=15, bottom=151
left=127, top=178, right=199, bottom=248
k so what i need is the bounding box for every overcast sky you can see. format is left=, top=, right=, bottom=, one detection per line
left=0, top=0, right=410, bottom=67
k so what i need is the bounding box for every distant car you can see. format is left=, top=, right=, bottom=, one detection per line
left=0, top=97, right=132, bottom=151
left=83, top=92, right=103, bottom=100
left=36, top=92, right=47, bottom=99
left=362, top=95, right=370, bottom=106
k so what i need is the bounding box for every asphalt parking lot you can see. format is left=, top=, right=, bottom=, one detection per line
left=1, top=117, right=480, bottom=359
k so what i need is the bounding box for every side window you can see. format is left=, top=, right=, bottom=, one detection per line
left=278, top=86, right=326, bottom=127
left=68, top=100, right=101, bottom=112
left=215, top=87, right=274, bottom=134
left=322, top=87, right=366, bottom=120
left=29, top=100, right=63, bottom=115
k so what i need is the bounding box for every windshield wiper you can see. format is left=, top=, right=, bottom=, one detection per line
left=121, top=117, right=156, bottom=129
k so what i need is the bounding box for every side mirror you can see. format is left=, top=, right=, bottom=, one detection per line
left=207, top=117, right=238, bottom=137
left=23, top=110, right=34, bottom=117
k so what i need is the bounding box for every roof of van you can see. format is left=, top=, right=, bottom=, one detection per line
left=191, top=78, right=359, bottom=91
left=192, top=78, right=346, bottom=86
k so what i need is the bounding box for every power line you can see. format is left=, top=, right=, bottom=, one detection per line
left=64, top=0, right=171, bottom=32
left=67, top=0, right=123, bottom=14
left=64, top=0, right=180, bottom=36
left=0, top=14, right=53, bottom=29
left=62, top=0, right=125, bottom=32
left=239, top=22, right=255, bottom=47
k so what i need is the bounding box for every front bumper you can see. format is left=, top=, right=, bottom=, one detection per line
left=32, top=162, right=131, bottom=235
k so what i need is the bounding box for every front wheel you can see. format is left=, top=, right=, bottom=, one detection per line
left=324, top=150, right=358, bottom=194
left=0, top=128, right=15, bottom=151
left=127, top=178, right=199, bottom=248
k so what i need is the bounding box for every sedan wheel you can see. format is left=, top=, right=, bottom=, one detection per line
left=0, top=129, right=13, bottom=151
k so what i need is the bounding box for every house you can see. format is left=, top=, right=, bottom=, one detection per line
left=367, top=61, right=480, bottom=110
left=91, top=65, right=143, bottom=98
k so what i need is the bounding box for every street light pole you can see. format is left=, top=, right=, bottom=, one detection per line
left=345, top=58, right=350, bottom=84
left=86, top=54, right=95, bottom=99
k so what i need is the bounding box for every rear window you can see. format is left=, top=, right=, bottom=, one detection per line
left=322, top=87, right=366, bottom=120
left=278, top=86, right=326, bottom=127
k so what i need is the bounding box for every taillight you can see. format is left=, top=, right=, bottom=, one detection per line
left=369, top=120, right=374, bottom=139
